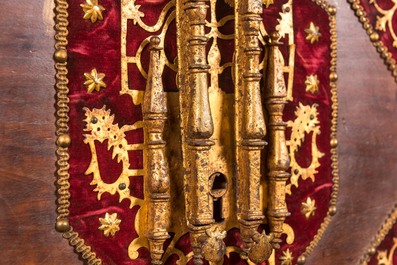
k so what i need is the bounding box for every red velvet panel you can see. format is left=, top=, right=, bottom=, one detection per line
left=277, top=1, right=333, bottom=263
left=64, top=0, right=336, bottom=264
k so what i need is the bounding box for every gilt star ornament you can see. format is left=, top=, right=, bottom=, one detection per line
left=99, top=212, right=121, bottom=237
left=84, top=68, right=107, bottom=93
left=304, top=22, right=322, bottom=44
left=279, top=249, right=293, bottom=265
left=81, top=0, right=105, bottom=23
left=301, top=197, right=317, bottom=219
left=305, top=74, right=320, bottom=94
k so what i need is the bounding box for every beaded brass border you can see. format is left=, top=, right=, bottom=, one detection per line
left=348, top=0, right=397, bottom=82
left=360, top=204, right=397, bottom=264
left=296, top=1, right=339, bottom=264
left=54, top=0, right=102, bottom=264
left=53, top=0, right=339, bottom=264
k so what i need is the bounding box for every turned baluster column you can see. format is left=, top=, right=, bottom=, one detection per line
left=143, top=36, right=171, bottom=265
left=264, top=33, right=291, bottom=249
left=237, top=0, right=273, bottom=263
left=182, top=0, right=227, bottom=264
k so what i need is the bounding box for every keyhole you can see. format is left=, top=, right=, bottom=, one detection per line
left=209, top=172, right=228, bottom=223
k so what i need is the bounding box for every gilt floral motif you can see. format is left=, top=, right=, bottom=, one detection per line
left=84, top=68, right=107, bottom=93
left=305, top=74, right=320, bottom=94
left=301, top=197, right=317, bottom=219
left=304, top=22, right=321, bottom=44
left=279, top=249, right=293, bottom=265
left=99, top=212, right=122, bottom=237
left=81, top=0, right=105, bottom=23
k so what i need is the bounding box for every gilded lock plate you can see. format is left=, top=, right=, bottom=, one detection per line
left=54, top=0, right=338, bottom=264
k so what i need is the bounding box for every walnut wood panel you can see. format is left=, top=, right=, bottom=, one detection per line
left=0, top=0, right=396, bottom=264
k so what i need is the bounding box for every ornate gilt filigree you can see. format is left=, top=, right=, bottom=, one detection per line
left=121, top=0, right=176, bottom=105
left=371, top=0, right=397, bottom=47
left=83, top=106, right=144, bottom=206
left=54, top=0, right=339, bottom=264
left=286, top=103, right=324, bottom=195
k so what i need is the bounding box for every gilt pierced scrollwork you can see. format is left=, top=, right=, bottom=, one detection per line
left=121, top=0, right=177, bottom=105
left=286, top=103, right=324, bottom=195
left=376, top=239, right=397, bottom=265
left=83, top=106, right=144, bottom=207
left=54, top=0, right=338, bottom=264
left=371, top=0, right=397, bottom=47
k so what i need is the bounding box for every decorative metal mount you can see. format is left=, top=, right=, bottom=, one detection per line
left=141, top=0, right=293, bottom=262
left=54, top=0, right=339, bottom=264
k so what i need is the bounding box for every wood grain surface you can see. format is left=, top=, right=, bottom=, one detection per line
left=0, top=0, right=396, bottom=264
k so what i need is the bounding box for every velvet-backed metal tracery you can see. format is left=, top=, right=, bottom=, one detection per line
left=54, top=0, right=338, bottom=264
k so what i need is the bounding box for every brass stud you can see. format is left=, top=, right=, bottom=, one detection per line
left=119, top=183, right=127, bottom=190
left=328, top=7, right=336, bottom=15
left=55, top=218, right=70, bottom=233
left=370, top=32, right=379, bottom=42
left=380, top=49, right=387, bottom=57
left=57, top=134, right=71, bottom=148
left=356, top=10, right=363, bottom=17
left=297, top=255, right=306, bottom=265
left=367, top=247, right=376, bottom=256
left=54, top=49, right=68, bottom=63
left=329, top=205, right=337, bottom=216
left=330, top=138, right=338, bottom=148
left=329, top=72, right=338, bottom=82
left=359, top=16, right=367, bottom=23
